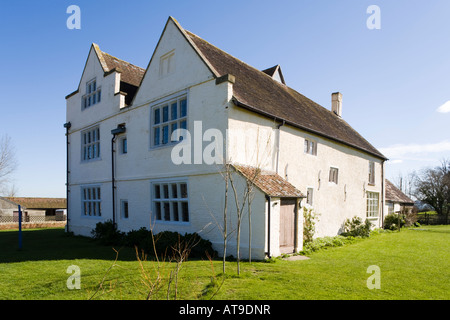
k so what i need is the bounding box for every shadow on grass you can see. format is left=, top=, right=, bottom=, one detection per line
left=0, top=228, right=138, bottom=263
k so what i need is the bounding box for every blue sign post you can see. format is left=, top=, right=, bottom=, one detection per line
left=18, top=205, right=22, bottom=250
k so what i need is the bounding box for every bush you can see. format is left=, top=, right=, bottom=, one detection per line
left=303, top=207, right=320, bottom=244
left=341, top=216, right=372, bottom=237
left=403, top=207, right=418, bottom=227
left=384, top=213, right=405, bottom=231
left=91, top=220, right=125, bottom=245
left=153, top=231, right=217, bottom=259
left=299, top=235, right=358, bottom=255
left=91, top=221, right=217, bottom=259
left=124, top=227, right=155, bottom=252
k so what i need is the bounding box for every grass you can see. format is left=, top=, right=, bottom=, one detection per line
left=0, top=226, right=449, bottom=300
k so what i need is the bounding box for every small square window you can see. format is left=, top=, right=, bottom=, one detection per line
left=329, top=167, right=339, bottom=184
left=121, top=138, right=127, bottom=154
left=306, top=188, right=314, bottom=206
left=121, top=200, right=129, bottom=219
left=304, top=139, right=317, bottom=156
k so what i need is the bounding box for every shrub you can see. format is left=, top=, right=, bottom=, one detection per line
left=153, top=231, right=217, bottom=259
left=91, top=222, right=217, bottom=259
left=403, top=207, right=418, bottom=227
left=124, top=227, right=155, bottom=252
left=299, top=235, right=358, bottom=255
left=91, top=220, right=125, bottom=245
left=303, top=207, right=320, bottom=244
left=341, top=216, right=372, bottom=237
left=384, top=213, right=405, bottom=231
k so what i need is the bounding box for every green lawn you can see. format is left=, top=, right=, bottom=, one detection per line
left=0, top=226, right=449, bottom=300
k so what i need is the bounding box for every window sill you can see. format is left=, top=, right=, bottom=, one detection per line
left=81, top=158, right=102, bottom=163
left=155, top=220, right=190, bottom=226
left=150, top=140, right=183, bottom=151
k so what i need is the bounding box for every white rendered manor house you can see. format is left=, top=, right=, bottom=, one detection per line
left=65, top=17, right=387, bottom=259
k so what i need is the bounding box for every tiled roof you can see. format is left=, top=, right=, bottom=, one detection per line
left=98, top=49, right=146, bottom=87
left=75, top=18, right=386, bottom=161
left=184, top=29, right=387, bottom=160
left=4, top=197, right=67, bottom=209
left=233, top=165, right=305, bottom=198
left=385, top=180, right=414, bottom=205
left=92, top=44, right=145, bottom=105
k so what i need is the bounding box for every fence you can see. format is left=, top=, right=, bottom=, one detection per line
left=0, top=215, right=67, bottom=224
left=417, top=213, right=450, bottom=225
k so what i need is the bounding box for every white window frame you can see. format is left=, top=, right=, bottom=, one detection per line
left=304, top=138, right=317, bottom=156
left=366, top=192, right=379, bottom=218
left=81, top=126, right=101, bottom=161
left=121, top=200, right=129, bottom=219
left=81, top=185, right=102, bottom=217
left=151, top=180, right=189, bottom=224
left=329, top=167, right=339, bottom=184
left=387, top=202, right=394, bottom=215
left=151, top=95, right=187, bottom=147
left=368, top=161, right=375, bottom=185
left=82, top=78, right=101, bottom=109
left=120, top=136, right=127, bottom=155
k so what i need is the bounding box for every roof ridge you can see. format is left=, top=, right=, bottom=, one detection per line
left=187, top=29, right=386, bottom=160
left=100, top=50, right=146, bottom=72
left=185, top=30, right=286, bottom=86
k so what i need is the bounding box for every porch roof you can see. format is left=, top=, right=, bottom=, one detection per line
left=233, top=165, right=305, bottom=198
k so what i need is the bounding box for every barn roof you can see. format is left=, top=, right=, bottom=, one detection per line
left=385, top=180, right=414, bottom=205
left=3, top=197, right=67, bottom=209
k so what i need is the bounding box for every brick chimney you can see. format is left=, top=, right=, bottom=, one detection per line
left=331, top=92, right=343, bottom=117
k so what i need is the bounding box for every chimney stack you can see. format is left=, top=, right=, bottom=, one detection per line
left=331, top=92, right=343, bottom=117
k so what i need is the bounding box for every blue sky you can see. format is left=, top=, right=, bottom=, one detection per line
left=0, top=0, right=449, bottom=197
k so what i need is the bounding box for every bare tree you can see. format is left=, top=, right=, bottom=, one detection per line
left=0, top=135, right=17, bottom=194
left=413, top=159, right=450, bottom=218
left=228, top=166, right=261, bottom=275
left=228, top=169, right=248, bottom=276
left=393, top=171, right=416, bottom=199
left=221, top=162, right=231, bottom=274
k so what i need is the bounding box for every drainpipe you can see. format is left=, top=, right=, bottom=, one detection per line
left=63, top=122, right=71, bottom=232
left=111, top=124, right=126, bottom=228
left=265, top=195, right=271, bottom=258
left=275, top=120, right=285, bottom=174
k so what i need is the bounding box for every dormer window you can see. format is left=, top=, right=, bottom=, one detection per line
left=82, top=79, right=101, bottom=109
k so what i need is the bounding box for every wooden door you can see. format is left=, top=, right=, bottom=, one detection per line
left=279, top=199, right=296, bottom=254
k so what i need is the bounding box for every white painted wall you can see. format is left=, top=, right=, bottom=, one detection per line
left=227, top=106, right=385, bottom=239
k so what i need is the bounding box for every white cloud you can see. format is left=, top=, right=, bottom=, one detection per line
left=437, top=101, right=450, bottom=113
left=379, top=140, right=450, bottom=159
